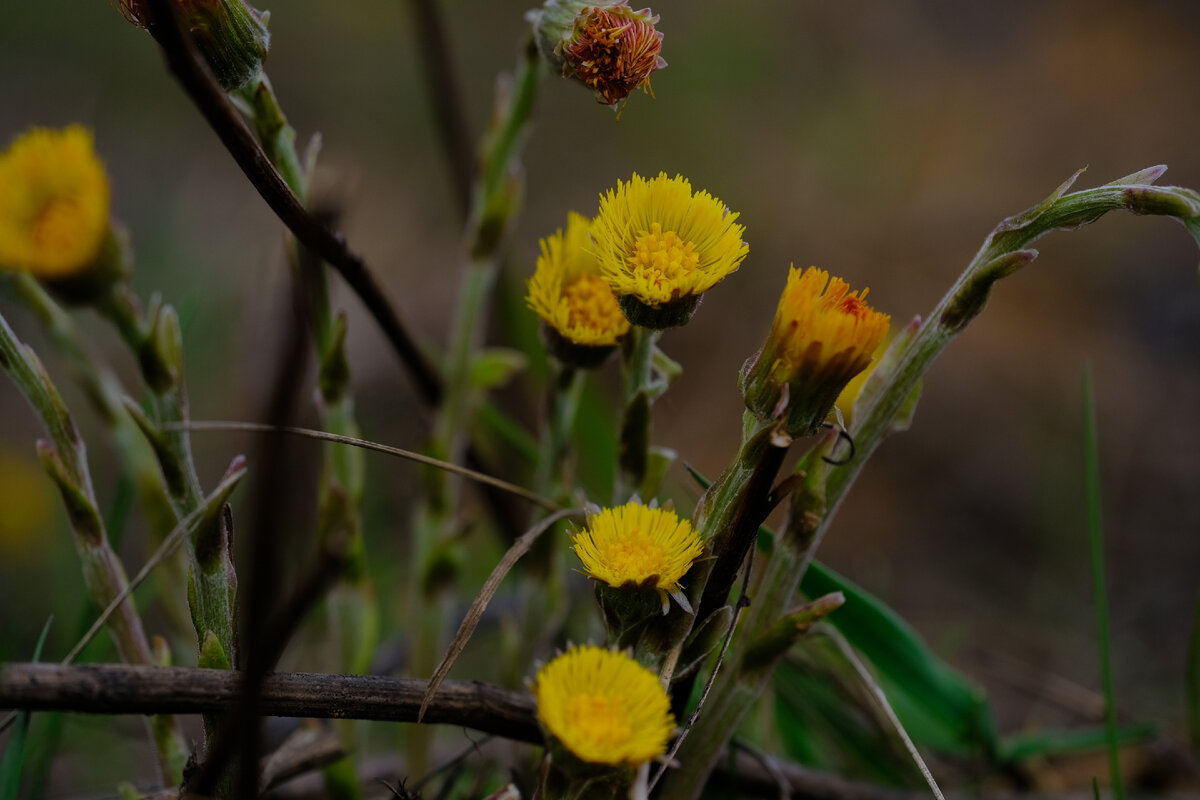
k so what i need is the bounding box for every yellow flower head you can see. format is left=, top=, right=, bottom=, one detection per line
left=527, top=212, right=631, bottom=363
left=0, top=126, right=110, bottom=279
left=742, top=266, right=890, bottom=437
left=533, top=644, right=674, bottom=766
left=572, top=501, right=703, bottom=597
left=590, top=172, right=748, bottom=328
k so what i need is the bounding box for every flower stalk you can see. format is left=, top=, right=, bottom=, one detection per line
left=660, top=166, right=1200, bottom=800
left=0, top=309, right=187, bottom=785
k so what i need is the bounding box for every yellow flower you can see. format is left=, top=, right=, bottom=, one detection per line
left=742, top=266, right=890, bottom=438
left=527, top=212, right=630, bottom=364
left=590, top=172, right=748, bottom=328
left=573, top=501, right=703, bottom=598
left=0, top=126, right=110, bottom=279
left=533, top=644, right=674, bottom=766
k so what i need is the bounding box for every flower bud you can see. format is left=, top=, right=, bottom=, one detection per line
left=117, top=0, right=270, bottom=92
left=741, top=266, right=890, bottom=439
left=529, top=0, right=666, bottom=108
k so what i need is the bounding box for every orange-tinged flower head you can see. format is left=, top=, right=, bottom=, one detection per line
left=590, top=172, right=748, bottom=328
left=533, top=644, right=674, bottom=767
left=527, top=212, right=630, bottom=366
left=0, top=126, right=111, bottom=280
left=529, top=0, right=666, bottom=109
left=741, top=266, right=890, bottom=438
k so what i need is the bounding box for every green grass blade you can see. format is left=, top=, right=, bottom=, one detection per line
left=1082, top=365, right=1123, bottom=800
left=1187, top=589, right=1200, bottom=757
left=1000, top=724, right=1155, bottom=764
left=0, top=617, right=53, bottom=800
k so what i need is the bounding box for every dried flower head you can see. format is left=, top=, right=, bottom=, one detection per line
left=527, top=212, right=630, bottom=365
left=529, top=0, right=666, bottom=109
left=590, top=172, right=748, bottom=328
left=742, top=266, right=891, bottom=438
left=0, top=126, right=110, bottom=279
left=533, top=643, right=674, bottom=766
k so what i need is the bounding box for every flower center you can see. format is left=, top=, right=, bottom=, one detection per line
left=30, top=197, right=90, bottom=260
left=627, top=223, right=699, bottom=289
left=600, top=527, right=665, bottom=583
left=563, top=275, right=625, bottom=334
left=567, top=693, right=633, bottom=748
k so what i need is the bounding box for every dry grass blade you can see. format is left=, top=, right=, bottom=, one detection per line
left=824, top=625, right=946, bottom=800
left=169, top=421, right=559, bottom=510
left=418, top=508, right=581, bottom=721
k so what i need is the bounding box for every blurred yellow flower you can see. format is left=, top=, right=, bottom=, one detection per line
left=743, top=266, right=890, bottom=437
left=0, top=126, right=110, bottom=279
left=572, top=501, right=702, bottom=597
left=533, top=644, right=674, bottom=766
left=590, top=172, right=747, bottom=326
left=527, top=212, right=630, bottom=350
left=0, top=448, right=54, bottom=559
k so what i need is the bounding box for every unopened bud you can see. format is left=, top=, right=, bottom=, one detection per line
left=118, top=0, right=270, bottom=92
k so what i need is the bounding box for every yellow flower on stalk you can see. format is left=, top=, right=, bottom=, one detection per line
left=527, top=212, right=630, bottom=366
left=742, top=266, right=890, bottom=438
left=572, top=501, right=703, bottom=611
left=590, top=172, right=748, bottom=328
left=0, top=126, right=110, bottom=279
left=533, top=644, right=674, bottom=767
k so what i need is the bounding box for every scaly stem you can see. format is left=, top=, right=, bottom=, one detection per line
left=615, top=325, right=657, bottom=502
left=659, top=167, right=1200, bottom=800
left=8, top=275, right=192, bottom=635
left=0, top=308, right=187, bottom=785
left=407, top=35, right=544, bottom=777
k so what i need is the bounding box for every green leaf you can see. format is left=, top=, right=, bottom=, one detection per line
left=469, top=348, right=529, bottom=390
left=800, top=560, right=999, bottom=759
left=999, top=724, right=1155, bottom=764
left=773, top=640, right=918, bottom=786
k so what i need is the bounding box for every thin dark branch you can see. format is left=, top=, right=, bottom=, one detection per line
left=192, top=544, right=349, bottom=797
left=0, top=664, right=541, bottom=743
left=409, top=0, right=475, bottom=217
left=137, top=0, right=443, bottom=407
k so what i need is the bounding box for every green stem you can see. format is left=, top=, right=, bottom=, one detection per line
left=616, top=326, right=657, bottom=502
left=1082, top=366, right=1124, bottom=800
left=0, top=308, right=186, bottom=786
left=8, top=276, right=192, bottom=633
left=661, top=167, right=1200, bottom=800
left=406, top=34, right=543, bottom=777
left=97, top=288, right=238, bottom=667
left=239, top=70, right=374, bottom=800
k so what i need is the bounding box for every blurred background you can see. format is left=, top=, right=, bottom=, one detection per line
left=1, top=0, right=1198, bottom=792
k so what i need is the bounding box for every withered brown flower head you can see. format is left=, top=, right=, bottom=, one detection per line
left=562, top=3, right=666, bottom=108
